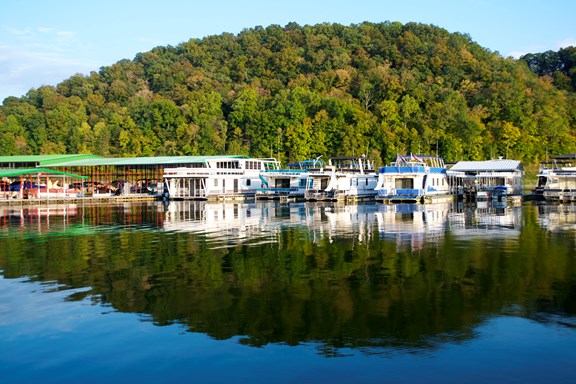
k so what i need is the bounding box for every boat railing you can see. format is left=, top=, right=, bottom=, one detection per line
left=256, top=187, right=300, bottom=193
left=376, top=188, right=424, bottom=197
left=379, top=165, right=427, bottom=173
left=395, top=188, right=425, bottom=196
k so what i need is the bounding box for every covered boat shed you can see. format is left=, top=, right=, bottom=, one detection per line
left=448, top=159, right=524, bottom=196
left=0, top=167, right=87, bottom=200
left=0, top=154, right=251, bottom=197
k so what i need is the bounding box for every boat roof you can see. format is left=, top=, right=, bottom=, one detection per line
left=330, top=156, right=367, bottom=161
left=449, top=159, right=522, bottom=172
left=550, top=154, right=576, bottom=160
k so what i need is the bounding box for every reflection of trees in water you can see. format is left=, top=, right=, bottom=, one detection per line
left=1, top=203, right=576, bottom=355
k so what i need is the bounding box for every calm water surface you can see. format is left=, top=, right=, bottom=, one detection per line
left=1, top=201, right=575, bottom=383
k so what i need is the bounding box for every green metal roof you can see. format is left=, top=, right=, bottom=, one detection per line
left=0, top=168, right=88, bottom=179
left=0, top=154, right=102, bottom=166
left=45, top=155, right=250, bottom=167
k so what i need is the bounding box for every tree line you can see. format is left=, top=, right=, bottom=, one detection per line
left=0, top=21, right=575, bottom=166
left=1, top=204, right=574, bottom=351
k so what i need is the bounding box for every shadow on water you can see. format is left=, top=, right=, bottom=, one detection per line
left=1, top=200, right=576, bottom=356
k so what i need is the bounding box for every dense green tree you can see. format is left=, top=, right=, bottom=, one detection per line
left=0, top=22, right=574, bottom=167
left=521, top=46, right=576, bottom=91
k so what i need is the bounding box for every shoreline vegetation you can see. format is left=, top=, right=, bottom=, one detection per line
left=0, top=22, right=574, bottom=170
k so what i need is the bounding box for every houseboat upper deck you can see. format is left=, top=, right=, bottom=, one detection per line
left=304, top=155, right=378, bottom=202
left=375, top=154, right=452, bottom=204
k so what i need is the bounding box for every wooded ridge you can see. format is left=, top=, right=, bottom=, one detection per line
left=1, top=21, right=574, bottom=166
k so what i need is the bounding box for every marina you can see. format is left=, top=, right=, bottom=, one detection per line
left=1, top=200, right=575, bottom=383
left=0, top=154, right=574, bottom=206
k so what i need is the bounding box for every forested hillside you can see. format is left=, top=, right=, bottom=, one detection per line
left=0, top=21, right=574, bottom=166
left=520, top=46, right=576, bottom=92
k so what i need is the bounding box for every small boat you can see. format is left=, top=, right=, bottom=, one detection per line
left=256, top=158, right=324, bottom=201
left=304, top=155, right=378, bottom=202
left=475, top=189, right=490, bottom=201
left=375, top=154, right=452, bottom=204
left=492, top=186, right=508, bottom=201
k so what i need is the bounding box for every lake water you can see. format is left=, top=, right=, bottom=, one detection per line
left=1, top=200, right=575, bottom=383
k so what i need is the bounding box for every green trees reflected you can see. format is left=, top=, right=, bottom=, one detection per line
left=1, top=203, right=575, bottom=354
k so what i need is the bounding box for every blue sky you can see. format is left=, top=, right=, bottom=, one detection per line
left=1, top=0, right=575, bottom=102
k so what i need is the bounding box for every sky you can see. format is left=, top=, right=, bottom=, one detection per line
left=1, top=0, right=575, bottom=102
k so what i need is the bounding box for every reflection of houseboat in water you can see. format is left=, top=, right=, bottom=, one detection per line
left=163, top=201, right=267, bottom=242
left=446, top=203, right=523, bottom=239
left=162, top=200, right=524, bottom=247
left=375, top=203, right=452, bottom=251
left=374, top=201, right=523, bottom=251
left=537, top=204, right=576, bottom=232
left=162, top=201, right=379, bottom=244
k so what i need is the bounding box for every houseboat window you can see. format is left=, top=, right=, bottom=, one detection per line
left=396, top=178, right=414, bottom=189
left=214, top=179, right=218, bottom=187
left=276, top=179, right=289, bottom=188
left=246, top=179, right=251, bottom=186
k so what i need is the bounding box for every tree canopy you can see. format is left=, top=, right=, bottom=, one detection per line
left=1, top=21, right=574, bottom=166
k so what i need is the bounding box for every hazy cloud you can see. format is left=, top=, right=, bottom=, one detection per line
left=0, top=26, right=97, bottom=99
left=557, top=38, right=576, bottom=49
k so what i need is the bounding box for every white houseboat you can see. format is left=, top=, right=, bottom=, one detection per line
left=536, top=155, right=576, bottom=203
left=255, top=158, right=324, bottom=201
left=374, top=154, right=452, bottom=204
left=304, top=155, right=378, bottom=202
left=447, top=158, right=524, bottom=201
left=163, top=156, right=280, bottom=200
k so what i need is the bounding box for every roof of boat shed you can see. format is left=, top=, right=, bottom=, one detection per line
left=0, top=167, right=88, bottom=179
left=43, top=155, right=250, bottom=167
left=0, top=154, right=102, bottom=167
left=449, top=159, right=523, bottom=172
